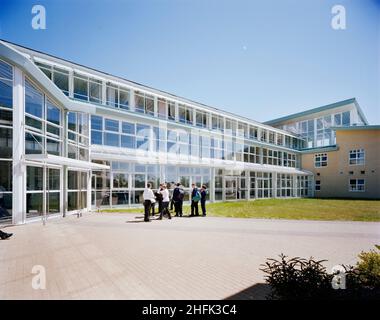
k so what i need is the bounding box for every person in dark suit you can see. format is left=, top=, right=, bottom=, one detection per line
left=190, top=183, right=200, bottom=217
left=200, top=185, right=207, bottom=216
left=172, top=183, right=184, bottom=217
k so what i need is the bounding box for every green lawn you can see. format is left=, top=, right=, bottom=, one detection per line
left=100, top=198, right=380, bottom=222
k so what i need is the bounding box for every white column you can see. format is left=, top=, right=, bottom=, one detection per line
left=154, top=96, right=158, bottom=117
left=12, top=67, right=26, bottom=225
left=210, top=167, right=215, bottom=202
left=174, top=102, right=179, bottom=122
left=87, top=171, right=92, bottom=212
left=129, top=89, right=135, bottom=111
left=69, top=69, right=74, bottom=98
left=101, top=80, right=107, bottom=105
left=273, top=172, right=277, bottom=198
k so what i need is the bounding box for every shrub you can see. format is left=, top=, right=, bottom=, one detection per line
left=261, top=246, right=380, bottom=300
left=356, top=245, right=380, bottom=288
left=260, top=254, right=334, bottom=300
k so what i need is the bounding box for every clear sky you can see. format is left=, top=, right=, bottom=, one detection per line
left=0, top=0, right=379, bottom=123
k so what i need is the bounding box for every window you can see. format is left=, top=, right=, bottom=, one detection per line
left=36, top=62, right=69, bottom=96
left=91, top=115, right=103, bottom=145
left=249, top=126, right=258, bottom=140
left=178, top=104, right=193, bottom=124
left=342, top=111, right=350, bottom=126
left=121, top=121, right=135, bottom=148
left=196, top=110, right=208, bottom=128
left=106, top=83, right=130, bottom=109
left=349, top=149, right=365, bottom=165
left=157, top=98, right=167, bottom=119
left=315, top=153, right=328, bottom=167
left=315, top=180, right=321, bottom=191
left=167, top=101, right=175, bottom=120
left=0, top=60, right=13, bottom=109
left=73, top=73, right=88, bottom=101
left=212, top=115, right=224, bottom=132
left=89, top=78, right=102, bottom=104
left=135, top=91, right=154, bottom=115
left=349, top=179, right=365, bottom=192
left=105, top=119, right=119, bottom=132
left=25, top=80, right=43, bottom=119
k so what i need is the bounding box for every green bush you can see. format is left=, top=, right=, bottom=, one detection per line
left=356, top=245, right=380, bottom=288
left=261, top=246, right=380, bottom=300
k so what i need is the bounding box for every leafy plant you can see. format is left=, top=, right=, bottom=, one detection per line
left=260, top=247, right=380, bottom=300
left=260, top=254, right=333, bottom=300
left=356, top=245, right=380, bottom=288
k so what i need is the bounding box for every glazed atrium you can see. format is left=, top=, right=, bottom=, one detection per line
left=0, top=40, right=314, bottom=225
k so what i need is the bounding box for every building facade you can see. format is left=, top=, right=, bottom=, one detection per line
left=265, top=101, right=380, bottom=199
left=0, top=40, right=378, bottom=226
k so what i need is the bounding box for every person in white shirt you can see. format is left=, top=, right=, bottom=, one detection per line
left=143, top=183, right=156, bottom=222
left=159, top=184, right=171, bottom=220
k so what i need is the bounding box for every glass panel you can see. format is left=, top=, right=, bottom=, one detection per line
left=105, top=119, right=119, bottom=132
left=25, top=132, right=43, bottom=154
left=53, top=69, right=69, bottom=95
left=122, top=122, right=135, bottom=134
left=0, top=160, right=12, bottom=191
left=89, top=79, right=102, bottom=103
left=67, top=112, right=77, bottom=131
left=48, top=168, right=60, bottom=190
left=91, top=115, right=103, bottom=130
left=121, top=135, right=135, bottom=148
left=91, top=131, right=102, bottom=145
left=68, top=170, right=78, bottom=190
left=74, top=75, right=88, bottom=101
left=0, top=127, right=12, bottom=158
left=46, top=138, right=60, bottom=156
left=119, top=89, right=130, bottom=110
left=27, top=166, right=43, bottom=191
left=26, top=193, right=43, bottom=217
left=104, top=132, right=119, bottom=147
left=25, top=80, right=43, bottom=118
left=0, top=78, right=13, bottom=109
left=47, top=192, right=60, bottom=214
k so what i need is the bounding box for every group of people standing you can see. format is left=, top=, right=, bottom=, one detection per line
left=142, top=183, right=208, bottom=222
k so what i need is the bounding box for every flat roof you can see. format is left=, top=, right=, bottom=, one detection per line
left=264, top=98, right=369, bottom=125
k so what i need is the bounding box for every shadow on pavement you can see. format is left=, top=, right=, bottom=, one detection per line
left=224, top=283, right=271, bottom=300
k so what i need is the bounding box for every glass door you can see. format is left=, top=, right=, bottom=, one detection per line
left=67, top=170, right=88, bottom=212
left=225, top=177, right=237, bottom=200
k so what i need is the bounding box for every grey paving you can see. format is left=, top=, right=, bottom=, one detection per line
left=0, top=212, right=379, bottom=299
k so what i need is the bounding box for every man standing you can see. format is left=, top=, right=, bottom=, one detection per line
left=173, top=183, right=184, bottom=217
left=200, top=185, right=208, bottom=216
left=155, top=184, right=163, bottom=216
left=190, top=183, right=200, bottom=217
left=143, top=183, right=155, bottom=222
left=159, top=184, right=171, bottom=220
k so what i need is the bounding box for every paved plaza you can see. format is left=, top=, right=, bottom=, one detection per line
left=0, top=212, right=379, bottom=299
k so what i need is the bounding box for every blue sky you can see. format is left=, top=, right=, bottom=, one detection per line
left=0, top=0, right=379, bottom=123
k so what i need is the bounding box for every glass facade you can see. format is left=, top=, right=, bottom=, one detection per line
left=0, top=52, right=317, bottom=225
left=0, top=60, right=13, bottom=223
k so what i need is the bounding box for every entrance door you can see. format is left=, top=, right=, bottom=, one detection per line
left=26, top=165, right=62, bottom=219
left=225, top=177, right=237, bottom=200
left=67, top=169, right=88, bottom=212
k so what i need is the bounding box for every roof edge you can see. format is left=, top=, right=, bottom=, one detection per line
left=264, top=98, right=368, bottom=125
